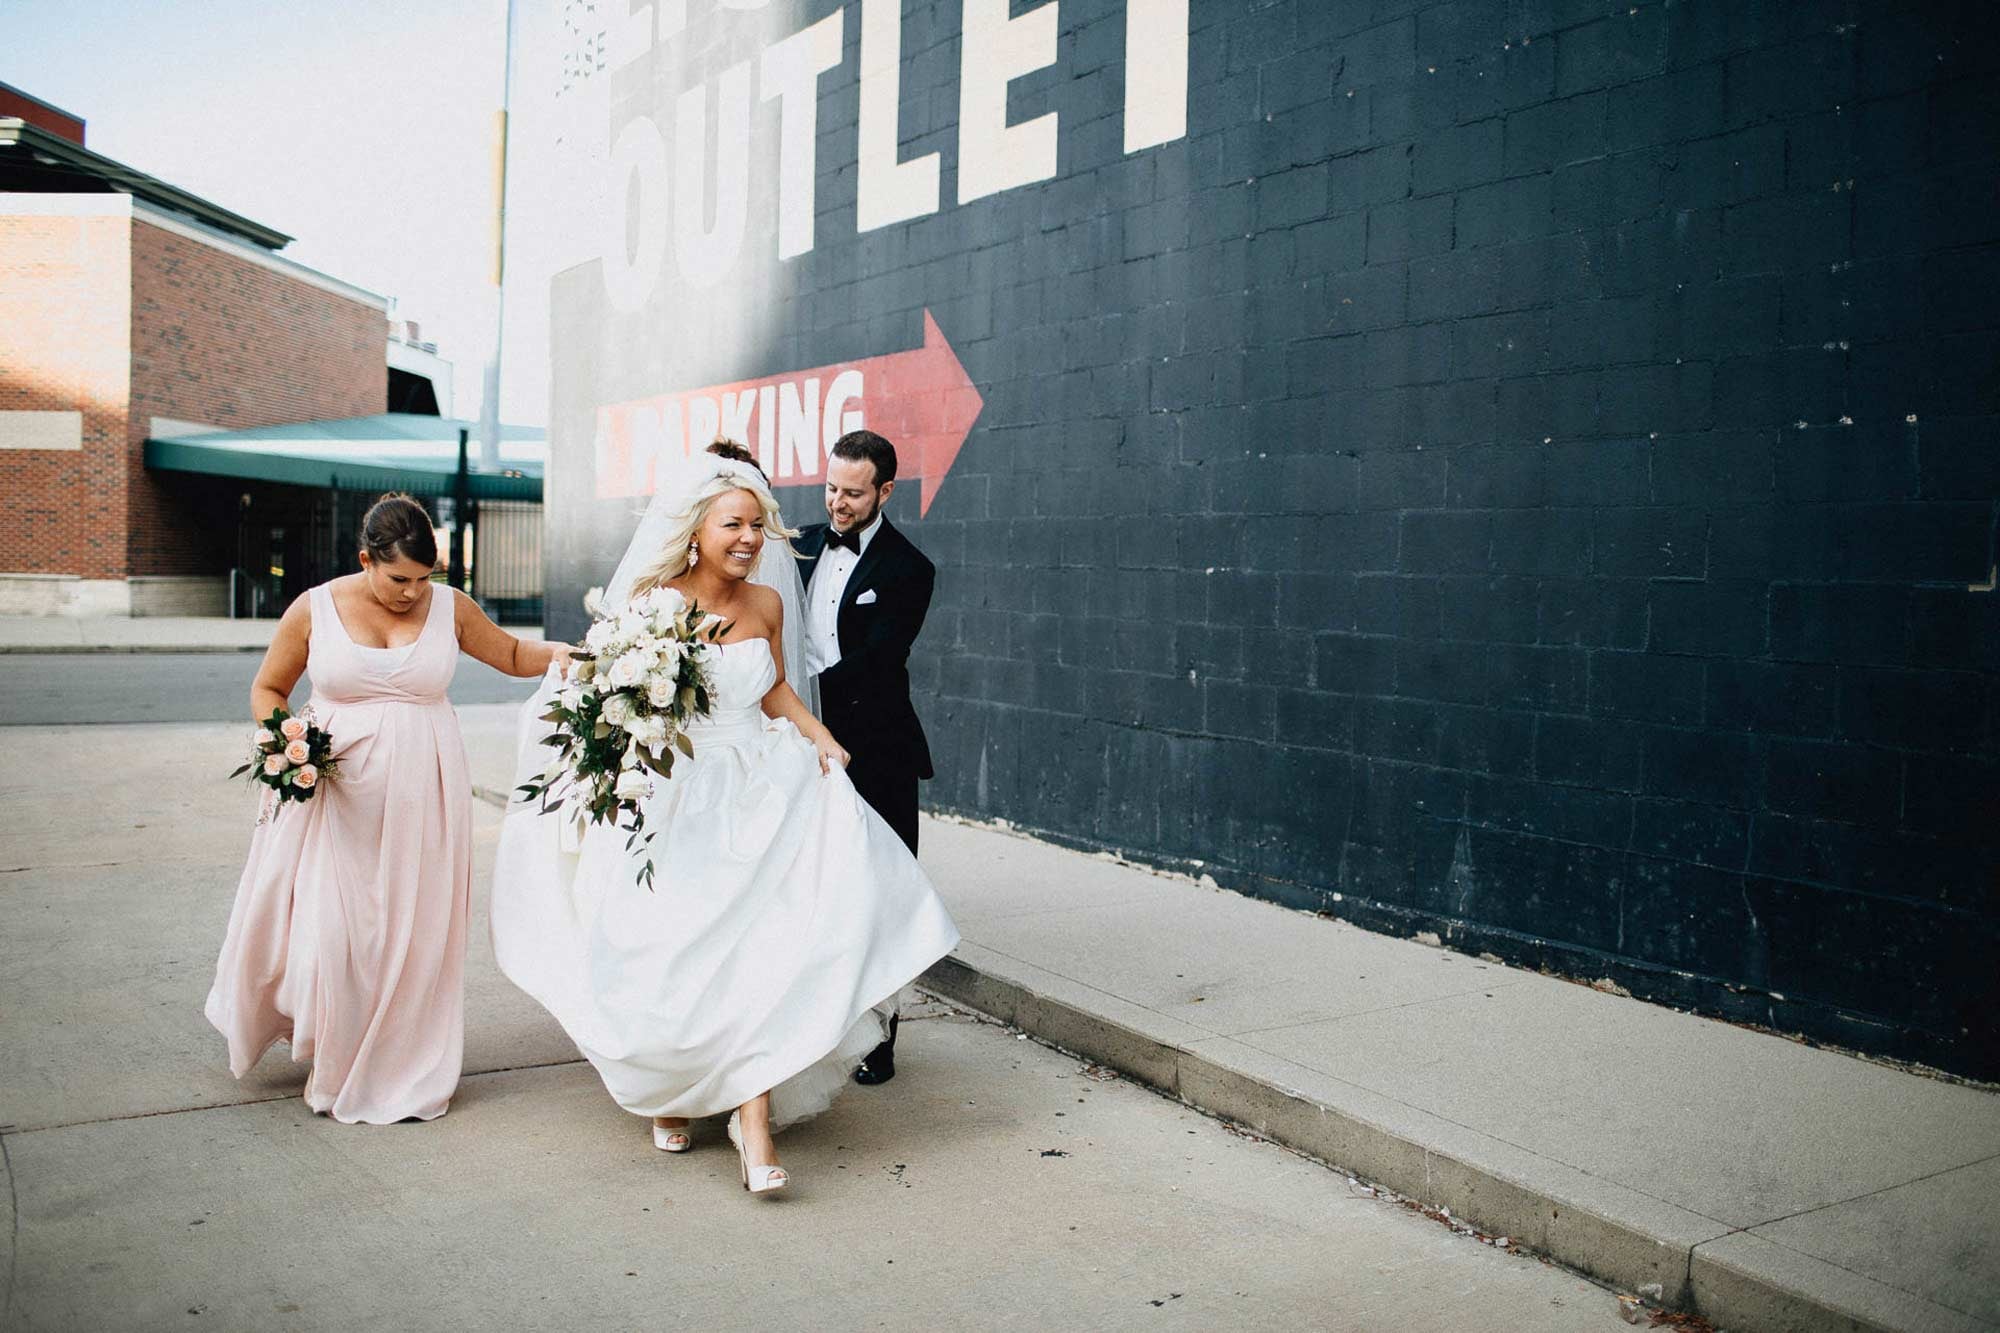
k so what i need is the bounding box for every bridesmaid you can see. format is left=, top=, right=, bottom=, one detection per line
left=205, top=493, right=571, bottom=1123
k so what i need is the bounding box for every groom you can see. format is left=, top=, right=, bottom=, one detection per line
left=795, top=429, right=936, bottom=1086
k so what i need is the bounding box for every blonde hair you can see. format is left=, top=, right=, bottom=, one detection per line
left=629, top=459, right=799, bottom=596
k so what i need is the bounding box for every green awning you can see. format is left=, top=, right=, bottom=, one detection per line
left=145, top=413, right=544, bottom=502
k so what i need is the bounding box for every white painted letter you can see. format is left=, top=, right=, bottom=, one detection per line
left=756, top=384, right=777, bottom=474
left=627, top=403, right=673, bottom=494
left=673, top=62, right=753, bottom=286
left=720, top=388, right=756, bottom=443
left=601, top=116, right=669, bottom=313
left=823, top=369, right=865, bottom=443
left=609, top=3, right=653, bottom=70
left=778, top=377, right=821, bottom=479
left=856, top=0, right=940, bottom=231
left=958, top=0, right=1060, bottom=205
left=610, top=0, right=687, bottom=72
left=760, top=10, right=845, bottom=260
left=686, top=395, right=720, bottom=447
left=1124, top=0, right=1188, bottom=153
left=593, top=408, right=616, bottom=492
left=657, top=398, right=686, bottom=474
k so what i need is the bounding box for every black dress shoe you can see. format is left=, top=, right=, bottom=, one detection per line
left=854, top=1013, right=898, bottom=1085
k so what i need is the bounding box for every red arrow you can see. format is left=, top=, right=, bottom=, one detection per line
left=593, top=309, right=982, bottom=517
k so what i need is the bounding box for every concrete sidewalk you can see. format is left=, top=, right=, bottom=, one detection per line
left=2, top=711, right=1631, bottom=1331
left=907, top=819, right=2000, bottom=1333
left=8, top=699, right=1989, bottom=1330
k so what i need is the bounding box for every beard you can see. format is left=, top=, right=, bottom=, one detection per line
left=828, top=494, right=880, bottom=533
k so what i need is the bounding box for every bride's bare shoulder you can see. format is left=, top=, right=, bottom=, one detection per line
left=739, top=581, right=783, bottom=628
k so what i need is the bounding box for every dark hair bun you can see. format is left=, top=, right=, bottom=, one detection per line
left=706, top=438, right=766, bottom=478
left=361, top=493, right=439, bottom=568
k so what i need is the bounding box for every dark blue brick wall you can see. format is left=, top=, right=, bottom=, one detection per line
left=548, top=0, right=2000, bottom=1077
left=912, top=0, right=1999, bottom=1078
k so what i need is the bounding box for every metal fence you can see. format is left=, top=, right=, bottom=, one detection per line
left=229, top=481, right=543, bottom=626
left=464, top=498, right=543, bottom=625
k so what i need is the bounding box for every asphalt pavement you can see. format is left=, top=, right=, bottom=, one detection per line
left=0, top=651, right=537, bottom=724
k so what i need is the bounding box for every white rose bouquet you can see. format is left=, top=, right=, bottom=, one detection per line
left=515, top=585, right=729, bottom=890
left=231, top=707, right=338, bottom=823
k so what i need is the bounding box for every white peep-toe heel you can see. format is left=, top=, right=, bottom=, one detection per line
left=726, top=1111, right=789, bottom=1194
left=652, top=1119, right=692, bottom=1153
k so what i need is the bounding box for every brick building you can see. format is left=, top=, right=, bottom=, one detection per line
left=0, top=85, right=390, bottom=615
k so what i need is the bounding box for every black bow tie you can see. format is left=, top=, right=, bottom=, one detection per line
left=825, top=526, right=862, bottom=553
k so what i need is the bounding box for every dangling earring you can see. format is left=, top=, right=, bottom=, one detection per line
left=687, top=540, right=699, bottom=569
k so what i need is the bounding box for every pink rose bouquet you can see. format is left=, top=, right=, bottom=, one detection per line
left=233, top=707, right=339, bottom=820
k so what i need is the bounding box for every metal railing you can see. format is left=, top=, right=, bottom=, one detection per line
left=228, top=481, right=543, bottom=626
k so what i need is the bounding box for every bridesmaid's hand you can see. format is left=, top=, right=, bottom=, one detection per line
left=814, top=735, right=850, bottom=775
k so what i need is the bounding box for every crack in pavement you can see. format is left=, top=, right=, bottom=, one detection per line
left=2, top=1057, right=590, bottom=1137
left=1730, top=1148, right=2000, bottom=1233
left=4, top=856, right=211, bottom=875
left=2, top=1130, right=19, bottom=1328
left=1690, top=1149, right=2000, bottom=1319
left=1222, top=977, right=1531, bottom=1038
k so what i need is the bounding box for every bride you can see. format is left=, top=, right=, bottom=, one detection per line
left=490, top=451, right=960, bottom=1195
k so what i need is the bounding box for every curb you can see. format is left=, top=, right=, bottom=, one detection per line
left=459, top=782, right=1965, bottom=1333
left=918, top=952, right=1929, bottom=1333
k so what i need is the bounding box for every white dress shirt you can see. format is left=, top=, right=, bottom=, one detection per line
left=805, top=514, right=881, bottom=675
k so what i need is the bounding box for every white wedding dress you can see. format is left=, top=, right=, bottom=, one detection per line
left=490, top=635, right=961, bottom=1128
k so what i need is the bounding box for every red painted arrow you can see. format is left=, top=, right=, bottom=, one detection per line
left=593, top=309, right=982, bottom=517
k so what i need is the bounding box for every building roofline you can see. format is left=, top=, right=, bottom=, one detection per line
left=0, top=117, right=291, bottom=250
left=131, top=199, right=387, bottom=308
left=1, top=192, right=391, bottom=309
left=0, top=82, right=86, bottom=128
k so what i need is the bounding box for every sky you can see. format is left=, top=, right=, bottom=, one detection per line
left=4, top=0, right=549, bottom=423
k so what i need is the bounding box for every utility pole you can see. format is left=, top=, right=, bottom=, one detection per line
left=475, top=0, right=517, bottom=473
left=450, top=427, right=471, bottom=590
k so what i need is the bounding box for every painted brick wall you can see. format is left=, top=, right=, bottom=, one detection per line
left=126, top=219, right=385, bottom=576
left=931, top=0, right=2000, bottom=1077
left=0, top=212, right=132, bottom=579
left=543, top=0, right=1999, bottom=1076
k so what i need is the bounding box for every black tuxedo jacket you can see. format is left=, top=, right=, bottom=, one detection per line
left=794, top=517, right=936, bottom=781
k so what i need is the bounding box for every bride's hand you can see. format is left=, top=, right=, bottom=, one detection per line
left=814, top=736, right=850, bottom=775
left=547, top=642, right=577, bottom=673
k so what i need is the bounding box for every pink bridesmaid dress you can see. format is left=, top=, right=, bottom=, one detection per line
left=205, top=583, right=473, bottom=1123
